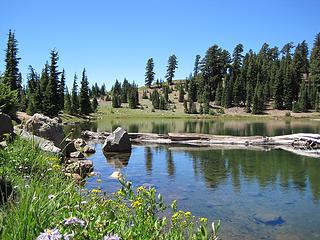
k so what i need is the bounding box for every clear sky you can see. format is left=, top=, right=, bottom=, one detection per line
left=1, top=0, right=319, bottom=89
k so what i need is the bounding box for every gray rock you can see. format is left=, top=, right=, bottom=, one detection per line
left=63, top=138, right=77, bottom=157
left=74, top=138, right=87, bottom=150
left=70, top=151, right=85, bottom=158
left=15, top=128, right=61, bottom=154
left=83, top=145, right=96, bottom=154
left=64, top=173, right=83, bottom=184
left=65, top=160, right=93, bottom=177
left=0, top=113, right=14, bottom=141
left=82, top=130, right=108, bottom=140
left=23, top=113, right=64, bottom=147
left=102, top=127, right=131, bottom=153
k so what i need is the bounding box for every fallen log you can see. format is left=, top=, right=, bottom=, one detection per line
left=82, top=130, right=320, bottom=158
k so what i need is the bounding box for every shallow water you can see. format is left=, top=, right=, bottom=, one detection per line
left=67, top=118, right=320, bottom=239
left=86, top=144, right=320, bottom=239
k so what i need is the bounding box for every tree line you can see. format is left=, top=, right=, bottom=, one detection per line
left=0, top=30, right=101, bottom=118
left=141, top=33, right=320, bottom=114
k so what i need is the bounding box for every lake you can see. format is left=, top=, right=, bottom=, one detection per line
left=68, top=118, right=320, bottom=239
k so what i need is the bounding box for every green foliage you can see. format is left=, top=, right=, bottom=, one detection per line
left=43, top=50, right=60, bottom=117
left=298, top=80, right=308, bottom=112
left=71, top=74, right=79, bottom=114
left=183, top=100, right=188, bottom=113
left=188, top=79, right=197, bottom=102
left=165, top=54, right=178, bottom=85
left=150, top=90, right=160, bottom=109
left=0, top=83, right=18, bottom=117
left=145, top=58, right=155, bottom=87
left=193, top=54, right=201, bottom=77
left=178, top=84, right=185, bottom=102
left=0, top=139, right=218, bottom=239
left=58, top=69, right=65, bottom=110
left=3, top=30, right=21, bottom=93
left=79, top=69, right=92, bottom=115
left=188, top=101, right=197, bottom=114
left=64, top=87, right=72, bottom=115
left=251, top=80, right=264, bottom=114
left=142, top=90, right=148, bottom=99
left=91, top=97, right=98, bottom=112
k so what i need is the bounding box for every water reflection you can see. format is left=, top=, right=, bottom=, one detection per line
left=67, top=118, right=320, bottom=137
left=103, top=152, right=131, bottom=169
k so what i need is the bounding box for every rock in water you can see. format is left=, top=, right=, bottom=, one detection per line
left=0, top=113, right=14, bottom=141
left=102, top=127, right=131, bottom=153
left=23, top=113, right=64, bottom=147
left=74, top=138, right=87, bottom=150
left=83, top=145, right=96, bottom=154
left=109, top=171, right=122, bottom=179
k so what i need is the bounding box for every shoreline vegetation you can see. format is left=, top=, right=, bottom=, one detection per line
left=0, top=138, right=219, bottom=240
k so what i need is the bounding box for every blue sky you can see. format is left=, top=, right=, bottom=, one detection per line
left=1, top=0, right=319, bottom=89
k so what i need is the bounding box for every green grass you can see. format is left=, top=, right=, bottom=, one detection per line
left=0, top=138, right=219, bottom=239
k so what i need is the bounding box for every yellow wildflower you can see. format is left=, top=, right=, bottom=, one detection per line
left=131, top=200, right=142, bottom=208
left=200, top=217, right=208, bottom=223
left=91, top=189, right=101, bottom=194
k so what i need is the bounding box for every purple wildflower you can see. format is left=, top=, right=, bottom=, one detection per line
left=103, top=234, right=120, bottom=240
left=64, top=217, right=85, bottom=227
left=36, top=228, right=62, bottom=240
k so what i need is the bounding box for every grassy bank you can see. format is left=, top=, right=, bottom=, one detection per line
left=0, top=138, right=218, bottom=240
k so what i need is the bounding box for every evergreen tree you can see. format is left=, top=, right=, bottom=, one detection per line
left=3, top=30, right=21, bottom=94
left=178, top=84, right=185, bottom=102
left=0, top=83, right=18, bottom=118
left=79, top=68, right=92, bottom=115
left=64, top=87, right=72, bottom=114
left=145, top=58, right=155, bottom=87
left=193, top=55, right=201, bottom=77
left=92, top=97, right=98, bottom=112
left=273, top=68, right=284, bottom=109
left=189, top=100, right=197, bottom=114
left=20, top=87, right=27, bottom=112
left=215, top=82, right=223, bottom=106
left=188, top=79, right=197, bottom=102
left=298, top=80, right=308, bottom=112
left=100, top=83, right=106, bottom=96
left=112, top=80, right=122, bottom=108
left=142, top=90, right=148, bottom=99
left=251, top=78, right=264, bottom=114
left=43, top=50, right=60, bottom=117
left=71, top=74, right=79, bottom=114
left=223, top=75, right=232, bottom=108
left=121, top=78, right=130, bottom=103
left=40, top=62, right=49, bottom=95
left=58, top=69, right=65, bottom=110
left=162, top=84, right=169, bottom=103
left=150, top=90, right=160, bottom=109
left=159, top=95, right=167, bottom=110
left=231, top=44, right=244, bottom=105
left=165, top=54, right=178, bottom=85
left=309, top=33, right=320, bottom=108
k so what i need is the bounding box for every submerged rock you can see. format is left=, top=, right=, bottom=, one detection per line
left=109, top=171, right=122, bottom=179
left=83, top=145, right=96, bottom=154
left=63, top=138, right=77, bottom=157
left=102, top=127, right=131, bottom=153
left=65, top=160, right=93, bottom=177
left=103, top=152, right=131, bottom=168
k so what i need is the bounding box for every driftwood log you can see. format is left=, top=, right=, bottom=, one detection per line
left=82, top=130, right=320, bottom=158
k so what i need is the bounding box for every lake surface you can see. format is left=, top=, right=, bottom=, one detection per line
left=70, top=118, right=320, bottom=239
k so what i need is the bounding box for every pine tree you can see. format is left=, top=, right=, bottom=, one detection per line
left=111, top=80, right=122, bottom=108
left=0, top=83, right=18, bottom=118
left=145, top=58, right=155, bottom=87
left=193, top=55, right=201, bottom=77
left=188, top=79, right=197, bottom=102
left=40, top=62, right=49, bottom=96
left=71, top=74, right=79, bottom=114
left=79, top=68, right=92, bottom=115
left=309, top=33, right=320, bottom=109
left=251, top=79, right=264, bottom=114
left=121, top=78, right=129, bottom=103
left=165, top=55, right=178, bottom=85
left=159, top=95, right=167, bottom=110
left=150, top=90, right=160, bottom=109
left=223, top=75, right=232, bottom=108
left=298, top=80, right=308, bottom=112
left=3, top=30, right=21, bottom=94
left=58, top=69, right=65, bottom=110
left=162, top=84, right=169, bottom=103
left=215, top=82, right=223, bottom=106
left=64, top=87, right=72, bottom=114
left=178, top=84, right=185, bottom=102
left=43, top=50, right=60, bottom=117
left=92, top=97, right=98, bottom=112
left=274, top=68, right=284, bottom=109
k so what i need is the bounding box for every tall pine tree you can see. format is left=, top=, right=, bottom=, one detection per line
left=145, top=58, right=155, bottom=87
left=165, top=54, right=178, bottom=85
left=79, top=68, right=92, bottom=115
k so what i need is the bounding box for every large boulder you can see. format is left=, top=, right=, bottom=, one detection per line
left=23, top=114, right=64, bottom=147
left=102, top=127, right=131, bottom=153
left=0, top=113, right=14, bottom=141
